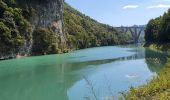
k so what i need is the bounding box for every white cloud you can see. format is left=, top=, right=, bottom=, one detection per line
left=148, top=4, right=170, bottom=8
left=123, top=5, right=139, bottom=9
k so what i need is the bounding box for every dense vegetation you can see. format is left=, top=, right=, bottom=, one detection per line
left=0, top=1, right=131, bottom=58
left=32, top=27, right=60, bottom=55
left=0, top=0, right=32, bottom=56
left=145, top=9, right=170, bottom=43
left=64, top=3, right=131, bottom=49
left=121, top=47, right=170, bottom=100
left=123, top=61, right=170, bottom=100
left=125, top=8, right=170, bottom=100
left=0, top=0, right=62, bottom=56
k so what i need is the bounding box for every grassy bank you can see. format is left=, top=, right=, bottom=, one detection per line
left=144, top=43, right=170, bottom=53
left=123, top=44, right=170, bottom=100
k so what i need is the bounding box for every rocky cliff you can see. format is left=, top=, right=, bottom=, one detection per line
left=0, top=1, right=131, bottom=60
left=17, top=0, right=64, bottom=37
left=17, top=0, right=66, bottom=54
left=0, top=0, right=65, bottom=59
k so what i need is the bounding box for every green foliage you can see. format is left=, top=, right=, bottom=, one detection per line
left=145, top=17, right=161, bottom=42
left=21, top=5, right=35, bottom=20
left=123, top=61, right=170, bottom=100
left=2, top=0, right=16, bottom=7
left=123, top=45, right=170, bottom=100
left=32, top=27, right=60, bottom=55
left=145, top=9, right=170, bottom=43
left=0, top=0, right=32, bottom=55
left=64, top=3, right=130, bottom=49
left=0, top=1, right=131, bottom=57
left=159, top=9, right=170, bottom=42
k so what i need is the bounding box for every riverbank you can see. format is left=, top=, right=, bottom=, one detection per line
left=124, top=43, right=170, bottom=100
left=124, top=61, right=170, bottom=100
left=144, top=43, right=170, bottom=53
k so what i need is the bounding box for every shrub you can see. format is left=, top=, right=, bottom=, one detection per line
left=0, top=0, right=32, bottom=56
left=32, top=27, right=59, bottom=55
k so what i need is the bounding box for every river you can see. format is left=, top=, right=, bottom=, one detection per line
left=0, top=46, right=168, bottom=100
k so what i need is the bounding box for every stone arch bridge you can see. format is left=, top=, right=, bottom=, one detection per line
left=115, top=26, right=146, bottom=43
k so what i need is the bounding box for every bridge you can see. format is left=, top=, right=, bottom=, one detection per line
left=115, top=26, right=146, bottom=43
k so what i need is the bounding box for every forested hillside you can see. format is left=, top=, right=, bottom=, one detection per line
left=145, top=9, right=170, bottom=43
left=0, top=0, right=131, bottom=59
left=126, top=8, right=170, bottom=100
left=64, top=3, right=131, bottom=49
left=0, top=0, right=33, bottom=57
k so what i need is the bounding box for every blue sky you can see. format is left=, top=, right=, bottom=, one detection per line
left=65, top=0, right=170, bottom=26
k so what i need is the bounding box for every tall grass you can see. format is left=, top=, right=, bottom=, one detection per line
left=123, top=60, right=170, bottom=100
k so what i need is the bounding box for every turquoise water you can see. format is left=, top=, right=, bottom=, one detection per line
left=0, top=46, right=168, bottom=100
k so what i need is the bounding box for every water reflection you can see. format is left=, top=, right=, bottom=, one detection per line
left=0, top=46, right=168, bottom=100
left=145, top=49, right=168, bottom=73
left=66, top=47, right=149, bottom=70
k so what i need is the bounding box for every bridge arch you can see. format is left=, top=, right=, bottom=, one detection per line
left=116, top=26, right=145, bottom=43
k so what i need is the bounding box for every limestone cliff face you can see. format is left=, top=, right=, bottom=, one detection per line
left=17, top=0, right=65, bottom=42
left=0, top=0, right=65, bottom=59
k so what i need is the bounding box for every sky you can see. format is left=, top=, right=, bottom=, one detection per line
left=65, top=0, right=170, bottom=26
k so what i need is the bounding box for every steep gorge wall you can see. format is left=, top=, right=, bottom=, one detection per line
left=17, top=0, right=64, bottom=33
left=0, top=0, right=65, bottom=59
left=17, top=0, right=66, bottom=45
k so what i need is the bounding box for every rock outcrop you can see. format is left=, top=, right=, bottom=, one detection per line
left=17, top=0, right=65, bottom=44
left=0, top=0, right=65, bottom=59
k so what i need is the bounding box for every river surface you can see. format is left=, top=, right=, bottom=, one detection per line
left=0, top=46, right=168, bottom=100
